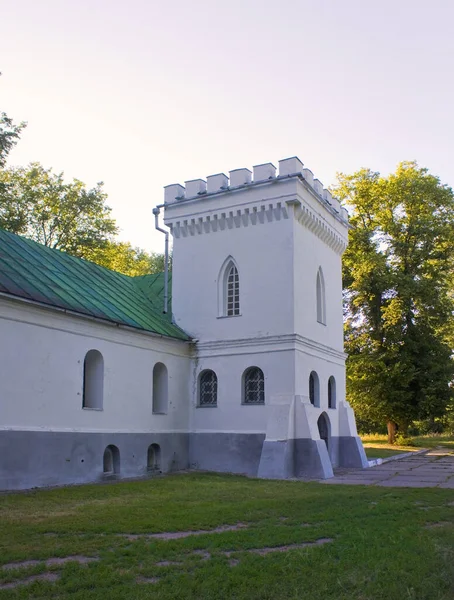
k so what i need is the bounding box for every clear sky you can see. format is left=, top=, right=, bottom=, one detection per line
left=2, top=0, right=453, bottom=253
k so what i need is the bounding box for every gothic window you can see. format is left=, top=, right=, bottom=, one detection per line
left=309, top=371, right=320, bottom=407
left=152, top=362, right=168, bottom=414
left=83, top=349, right=104, bottom=409
left=199, top=370, right=218, bottom=406
left=243, top=367, right=265, bottom=404
left=226, top=263, right=240, bottom=316
left=316, top=267, right=326, bottom=324
left=328, top=376, right=336, bottom=409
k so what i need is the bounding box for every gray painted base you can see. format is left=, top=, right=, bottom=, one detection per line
left=0, top=430, right=369, bottom=490
left=338, top=436, right=369, bottom=468
left=294, top=438, right=334, bottom=479
left=257, top=440, right=294, bottom=479
left=189, top=432, right=265, bottom=477
left=0, top=431, right=189, bottom=491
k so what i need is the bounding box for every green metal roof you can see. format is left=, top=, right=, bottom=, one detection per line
left=0, top=229, right=190, bottom=341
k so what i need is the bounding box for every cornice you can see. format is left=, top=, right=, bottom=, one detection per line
left=166, top=197, right=291, bottom=239
left=195, top=333, right=346, bottom=361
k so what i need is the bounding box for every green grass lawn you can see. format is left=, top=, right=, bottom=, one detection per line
left=1, top=473, right=454, bottom=599
left=361, top=433, right=454, bottom=460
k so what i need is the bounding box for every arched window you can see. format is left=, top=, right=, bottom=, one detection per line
left=218, top=257, right=240, bottom=317
left=103, top=445, right=120, bottom=474
left=243, top=367, right=265, bottom=404
left=147, top=444, right=161, bottom=472
left=316, top=267, right=326, bottom=325
left=199, top=370, right=218, bottom=406
left=83, top=350, right=104, bottom=409
left=328, top=376, right=336, bottom=409
left=309, top=371, right=320, bottom=407
left=152, top=362, right=168, bottom=414
left=226, top=263, right=240, bottom=316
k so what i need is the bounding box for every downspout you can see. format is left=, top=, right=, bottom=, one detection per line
left=152, top=207, right=169, bottom=314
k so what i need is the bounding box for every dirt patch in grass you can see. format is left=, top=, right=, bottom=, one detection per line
left=424, top=522, right=453, bottom=529
left=223, top=537, right=333, bottom=559
left=136, top=576, right=160, bottom=584
left=155, top=560, right=182, bottom=567
left=118, top=522, right=248, bottom=541
left=2, top=555, right=99, bottom=570
left=0, top=572, right=59, bottom=589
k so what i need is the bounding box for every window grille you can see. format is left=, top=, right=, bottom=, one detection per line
left=244, top=367, right=265, bottom=404
left=199, top=370, right=218, bottom=406
left=226, top=264, right=240, bottom=316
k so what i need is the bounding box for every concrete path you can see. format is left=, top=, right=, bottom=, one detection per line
left=321, top=448, right=454, bottom=488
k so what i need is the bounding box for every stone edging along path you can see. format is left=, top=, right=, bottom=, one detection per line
left=367, top=447, right=429, bottom=468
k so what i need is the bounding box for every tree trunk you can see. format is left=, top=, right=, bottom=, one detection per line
left=387, top=421, right=397, bottom=444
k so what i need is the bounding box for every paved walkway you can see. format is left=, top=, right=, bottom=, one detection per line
left=321, top=448, right=454, bottom=488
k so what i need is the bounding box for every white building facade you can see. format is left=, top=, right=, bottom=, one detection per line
left=0, top=156, right=367, bottom=491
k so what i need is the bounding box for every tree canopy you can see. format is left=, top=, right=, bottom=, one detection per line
left=0, top=104, right=165, bottom=277
left=335, top=162, right=454, bottom=441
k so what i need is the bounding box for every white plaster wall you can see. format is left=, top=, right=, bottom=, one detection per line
left=167, top=176, right=347, bottom=351
left=191, top=346, right=295, bottom=434
left=171, top=218, right=295, bottom=341
left=0, top=299, right=192, bottom=433
left=294, top=346, right=346, bottom=438
left=293, top=219, right=344, bottom=352
left=167, top=179, right=297, bottom=342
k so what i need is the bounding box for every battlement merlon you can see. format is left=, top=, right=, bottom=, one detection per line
left=163, top=157, right=349, bottom=227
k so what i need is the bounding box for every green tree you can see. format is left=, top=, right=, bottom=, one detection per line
left=0, top=112, right=26, bottom=168
left=335, top=162, right=454, bottom=443
left=86, top=241, right=168, bottom=277
left=0, top=162, right=166, bottom=277
left=0, top=162, right=118, bottom=256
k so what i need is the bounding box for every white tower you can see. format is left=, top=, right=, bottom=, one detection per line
left=164, top=157, right=367, bottom=479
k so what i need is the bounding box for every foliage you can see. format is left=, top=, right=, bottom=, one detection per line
left=86, top=242, right=168, bottom=277
left=0, top=162, right=166, bottom=276
left=0, top=112, right=26, bottom=168
left=0, top=72, right=26, bottom=168
left=335, top=162, right=454, bottom=439
left=0, top=163, right=117, bottom=255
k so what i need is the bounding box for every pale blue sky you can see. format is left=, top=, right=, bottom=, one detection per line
left=2, top=0, right=453, bottom=252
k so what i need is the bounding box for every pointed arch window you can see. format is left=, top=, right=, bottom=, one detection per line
left=226, top=263, right=240, bottom=316
left=218, top=257, right=241, bottom=317
left=316, top=267, right=326, bottom=325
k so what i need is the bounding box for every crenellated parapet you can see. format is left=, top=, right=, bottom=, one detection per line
left=163, top=156, right=349, bottom=225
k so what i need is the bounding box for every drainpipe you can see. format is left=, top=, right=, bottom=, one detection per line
left=152, top=207, right=169, bottom=314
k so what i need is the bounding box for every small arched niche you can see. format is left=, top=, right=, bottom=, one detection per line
left=147, top=443, right=161, bottom=472
left=316, top=267, right=326, bottom=325
left=309, top=371, right=320, bottom=407
left=152, top=362, right=168, bottom=414
left=83, top=349, right=104, bottom=409
left=103, top=445, right=120, bottom=474
left=328, top=376, right=336, bottom=409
